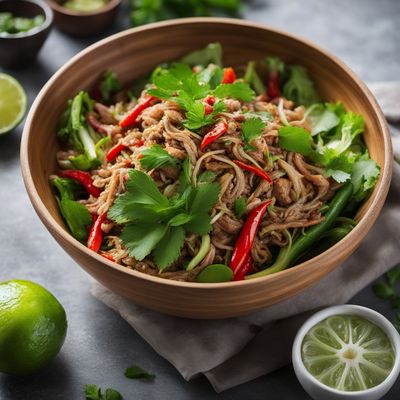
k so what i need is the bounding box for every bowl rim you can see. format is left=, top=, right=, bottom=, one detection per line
left=0, top=0, right=53, bottom=39
left=46, top=0, right=121, bottom=17
left=20, top=17, right=393, bottom=290
left=292, top=304, right=400, bottom=396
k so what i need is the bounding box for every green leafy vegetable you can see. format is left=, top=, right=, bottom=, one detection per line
left=129, top=2, right=240, bottom=27
left=51, top=177, right=92, bottom=242
left=57, top=91, right=104, bottom=171
left=307, top=103, right=345, bottom=136
left=244, top=61, right=266, bottom=95
left=278, top=108, right=380, bottom=200
left=0, top=12, right=44, bottom=34
left=197, top=64, right=224, bottom=89
left=108, top=170, right=219, bottom=269
left=85, top=384, right=123, bottom=400
left=100, top=70, right=122, bottom=104
left=180, top=42, right=223, bottom=67
left=373, top=265, right=400, bottom=331
left=278, top=126, right=314, bottom=156
left=241, top=117, right=265, bottom=150
left=283, top=66, right=320, bottom=106
left=234, top=197, right=246, bottom=218
left=148, top=63, right=226, bottom=130
left=351, top=153, right=380, bottom=202
left=140, top=145, right=178, bottom=170
left=214, top=82, right=255, bottom=102
left=125, top=365, right=156, bottom=381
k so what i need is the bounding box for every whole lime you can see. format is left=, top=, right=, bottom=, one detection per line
left=0, top=280, right=67, bottom=375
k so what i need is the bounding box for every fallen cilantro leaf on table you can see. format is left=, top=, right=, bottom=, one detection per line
left=125, top=365, right=156, bottom=381
left=85, top=384, right=123, bottom=400
left=373, top=265, right=400, bottom=331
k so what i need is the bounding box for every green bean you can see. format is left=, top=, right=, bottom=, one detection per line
left=297, top=226, right=354, bottom=263
left=247, top=182, right=353, bottom=279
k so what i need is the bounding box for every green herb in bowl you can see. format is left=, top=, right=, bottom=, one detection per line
left=0, top=12, right=44, bottom=34
left=63, top=0, right=108, bottom=12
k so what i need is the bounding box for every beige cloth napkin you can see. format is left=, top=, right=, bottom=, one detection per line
left=91, top=83, right=400, bottom=392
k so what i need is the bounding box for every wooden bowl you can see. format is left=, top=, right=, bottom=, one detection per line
left=46, top=0, right=121, bottom=37
left=21, top=18, right=392, bottom=319
left=0, top=0, right=53, bottom=68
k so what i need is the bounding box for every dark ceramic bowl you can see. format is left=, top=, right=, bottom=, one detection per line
left=0, top=0, right=53, bottom=68
left=47, top=0, right=121, bottom=37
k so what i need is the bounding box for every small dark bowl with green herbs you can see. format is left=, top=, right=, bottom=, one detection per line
left=0, top=0, right=53, bottom=68
left=47, top=0, right=121, bottom=37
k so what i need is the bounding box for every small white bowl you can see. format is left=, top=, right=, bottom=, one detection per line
left=292, top=305, right=400, bottom=400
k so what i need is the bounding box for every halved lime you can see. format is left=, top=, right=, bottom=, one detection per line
left=0, top=73, right=27, bottom=135
left=301, top=315, right=395, bottom=391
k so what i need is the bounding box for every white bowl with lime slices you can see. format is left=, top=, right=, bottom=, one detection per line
left=292, top=305, right=400, bottom=400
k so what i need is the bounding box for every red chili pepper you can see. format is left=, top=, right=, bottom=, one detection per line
left=233, top=160, right=272, bottom=184
left=233, top=253, right=254, bottom=281
left=266, top=59, right=283, bottom=99
left=61, top=170, right=102, bottom=198
left=100, top=251, right=115, bottom=262
left=106, top=143, right=127, bottom=162
left=222, top=67, right=236, bottom=84
left=267, top=73, right=280, bottom=99
left=204, top=103, right=213, bottom=115
left=200, top=121, right=228, bottom=150
left=205, top=95, right=215, bottom=106
left=119, top=96, right=157, bottom=128
left=230, top=200, right=272, bottom=275
left=88, top=212, right=107, bottom=252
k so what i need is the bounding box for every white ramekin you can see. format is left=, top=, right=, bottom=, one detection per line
left=292, top=305, right=400, bottom=400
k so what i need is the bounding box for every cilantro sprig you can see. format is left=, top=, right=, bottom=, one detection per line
left=140, top=145, right=178, bottom=170
left=241, top=117, right=265, bottom=150
left=373, top=266, right=400, bottom=332
left=85, top=384, right=123, bottom=400
left=125, top=365, right=155, bottom=381
left=108, top=170, right=219, bottom=270
left=147, top=63, right=255, bottom=130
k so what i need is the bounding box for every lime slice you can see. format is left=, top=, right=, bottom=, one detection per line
left=301, top=315, right=395, bottom=391
left=0, top=73, right=27, bottom=135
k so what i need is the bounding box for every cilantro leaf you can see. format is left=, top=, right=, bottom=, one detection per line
left=183, top=98, right=225, bottom=130
left=283, top=66, right=320, bottom=106
left=188, top=182, right=220, bottom=216
left=241, top=117, right=265, bottom=149
left=140, top=145, right=178, bottom=170
left=85, top=385, right=123, bottom=400
left=214, top=82, right=255, bottom=102
left=278, top=126, right=314, bottom=156
left=109, top=170, right=220, bottom=270
left=85, top=384, right=102, bottom=400
left=234, top=197, right=246, bottom=218
left=351, top=154, right=380, bottom=202
left=125, top=365, right=156, bottom=381
left=153, top=226, right=185, bottom=269
left=121, top=223, right=168, bottom=261
left=105, top=389, right=123, bottom=400
left=198, top=171, right=217, bottom=184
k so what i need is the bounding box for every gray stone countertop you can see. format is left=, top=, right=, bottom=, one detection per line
left=0, top=0, right=399, bottom=398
